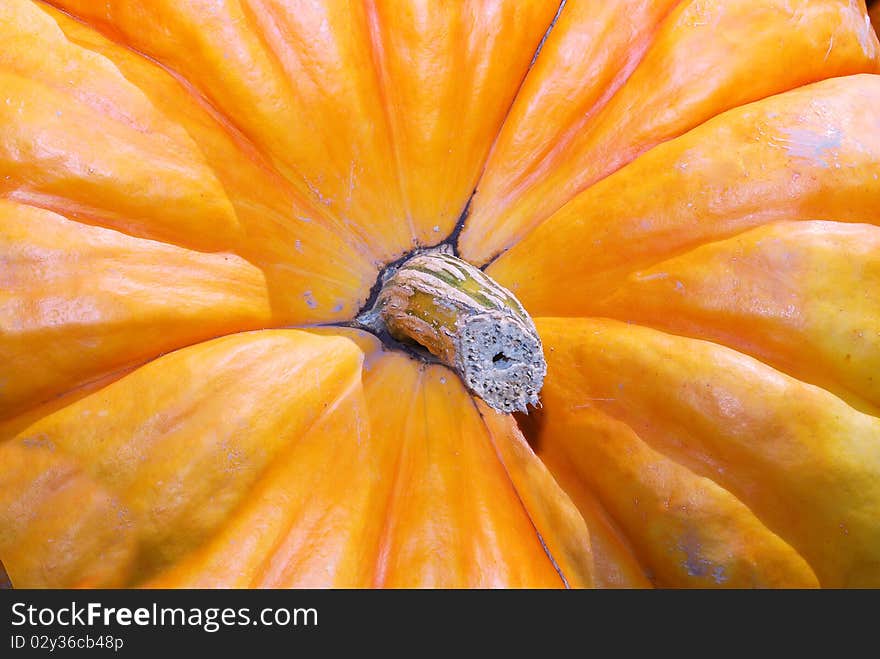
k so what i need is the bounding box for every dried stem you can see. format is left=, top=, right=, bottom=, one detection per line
left=358, top=249, right=546, bottom=413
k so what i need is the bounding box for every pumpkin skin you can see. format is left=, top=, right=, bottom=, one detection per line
left=1, top=0, right=879, bottom=589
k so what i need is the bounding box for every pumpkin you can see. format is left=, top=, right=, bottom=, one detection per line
left=1, top=0, right=879, bottom=589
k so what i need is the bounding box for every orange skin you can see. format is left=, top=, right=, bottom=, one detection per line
left=2, top=0, right=880, bottom=588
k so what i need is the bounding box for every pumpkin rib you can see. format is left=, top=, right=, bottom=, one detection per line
left=531, top=205, right=880, bottom=309
left=580, top=216, right=880, bottom=311
left=0, top=5, right=248, bottom=253
left=487, top=73, right=880, bottom=314
left=533, top=402, right=819, bottom=588
left=537, top=318, right=880, bottom=587
left=474, top=402, right=577, bottom=589
left=228, top=0, right=380, bottom=259
left=30, top=1, right=382, bottom=327
left=492, top=4, right=669, bottom=192
left=16, top=3, right=341, bottom=265
left=0, top=441, right=139, bottom=588
left=538, top=414, right=749, bottom=589
left=361, top=356, right=569, bottom=587
left=467, top=0, right=682, bottom=253
left=569, top=314, right=880, bottom=421
left=220, top=373, right=372, bottom=588
left=55, top=5, right=378, bottom=267
left=455, top=0, right=574, bottom=210
left=141, top=353, right=380, bottom=589
left=531, top=349, right=785, bottom=588
left=40, top=0, right=414, bottom=263
left=0, top=201, right=290, bottom=422
left=37, top=2, right=380, bottom=276
left=4, top=329, right=368, bottom=586
left=471, top=426, right=572, bottom=590
left=141, top=331, right=388, bottom=588
left=534, top=444, right=655, bottom=588
left=0, top=75, right=239, bottom=253
left=360, top=1, right=421, bottom=249
left=0, top=361, right=139, bottom=441
left=583, top=220, right=880, bottom=415
left=358, top=0, right=565, bottom=252
left=367, top=361, right=425, bottom=588
left=319, top=327, right=587, bottom=587
left=461, top=0, right=880, bottom=266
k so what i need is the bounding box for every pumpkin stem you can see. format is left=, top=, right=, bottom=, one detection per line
left=357, top=248, right=546, bottom=413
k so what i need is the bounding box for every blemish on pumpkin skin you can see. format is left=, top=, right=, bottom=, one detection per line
left=678, top=531, right=729, bottom=584
left=635, top=271, right=668, bottom=282
left=21, top=434, right=56, bottom=452
left=858, top=15, right=874, bottom=58
left=305, top=180, right=332, bottom=207
left=303, top=291, right=318, bottom=309
left=774, top=126, right=843, bottom=168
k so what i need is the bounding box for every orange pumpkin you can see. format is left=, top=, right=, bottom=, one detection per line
left=1, top=0, right=879, bottom=589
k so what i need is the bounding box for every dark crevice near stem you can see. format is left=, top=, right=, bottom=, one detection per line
left=331, top=260, right=444, bottom=365
left=336, top=317, right=445, bottom=366
left=351, top=188, right=476, bottom=323
left=333, top=189, right=479, bottom=359
left=478, top=244, right=506, bottom=273
left=441, top=189, right=474, bottom=259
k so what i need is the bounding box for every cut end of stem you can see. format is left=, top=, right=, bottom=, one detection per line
left=456, top=311, right=545, bottom=413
